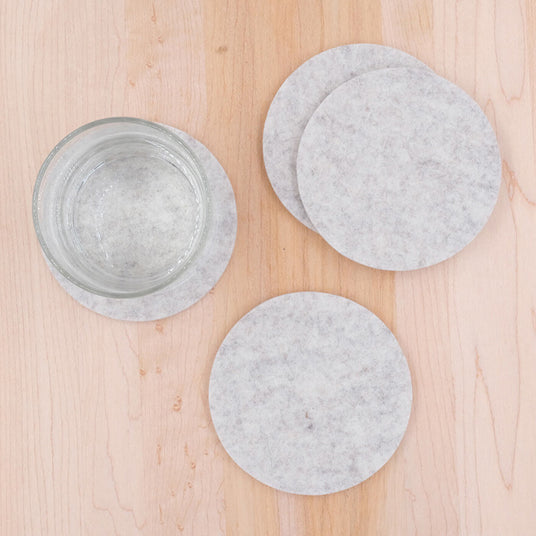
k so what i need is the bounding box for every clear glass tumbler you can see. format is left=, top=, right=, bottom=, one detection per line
left=33, top=117, right=208, bottom=298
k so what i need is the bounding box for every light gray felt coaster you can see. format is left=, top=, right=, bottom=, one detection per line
left=209, top=292, right=412, bottom=495
left=262, top=44, right=429, bottom=231
left=297, top=67, right=502, bottom=271
left=45, top=126, right=237, bottom=321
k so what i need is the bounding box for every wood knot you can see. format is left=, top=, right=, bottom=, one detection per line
left=173, top=396, right=183, bottom=412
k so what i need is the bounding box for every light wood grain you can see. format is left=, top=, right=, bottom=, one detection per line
left=1, top=0, right=535, bottom=534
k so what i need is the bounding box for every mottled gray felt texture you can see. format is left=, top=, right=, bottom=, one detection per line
left=209, top=292, right=412, bottom=495
left=297, top=67, right=502, bottom=271
left=45, top=127, right=237, bottom=321
left=262, top=44, right=430, bottom=231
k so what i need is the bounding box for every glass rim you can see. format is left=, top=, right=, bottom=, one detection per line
left=32, top=116, right=209, bottom=299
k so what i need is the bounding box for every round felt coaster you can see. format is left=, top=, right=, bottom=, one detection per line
left=263, top=44, right=429, bottom=230
left=45, top=126, right=237, bottom=321
left=297, top=67, right=502, bottom=271
left=209, top=292, right=412, bottom=495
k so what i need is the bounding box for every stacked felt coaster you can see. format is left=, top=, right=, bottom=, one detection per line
left=263, top=44, right=501, bottom=271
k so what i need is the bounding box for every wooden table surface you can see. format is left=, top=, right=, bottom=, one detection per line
left=1, top=1, right=535, bottom=534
